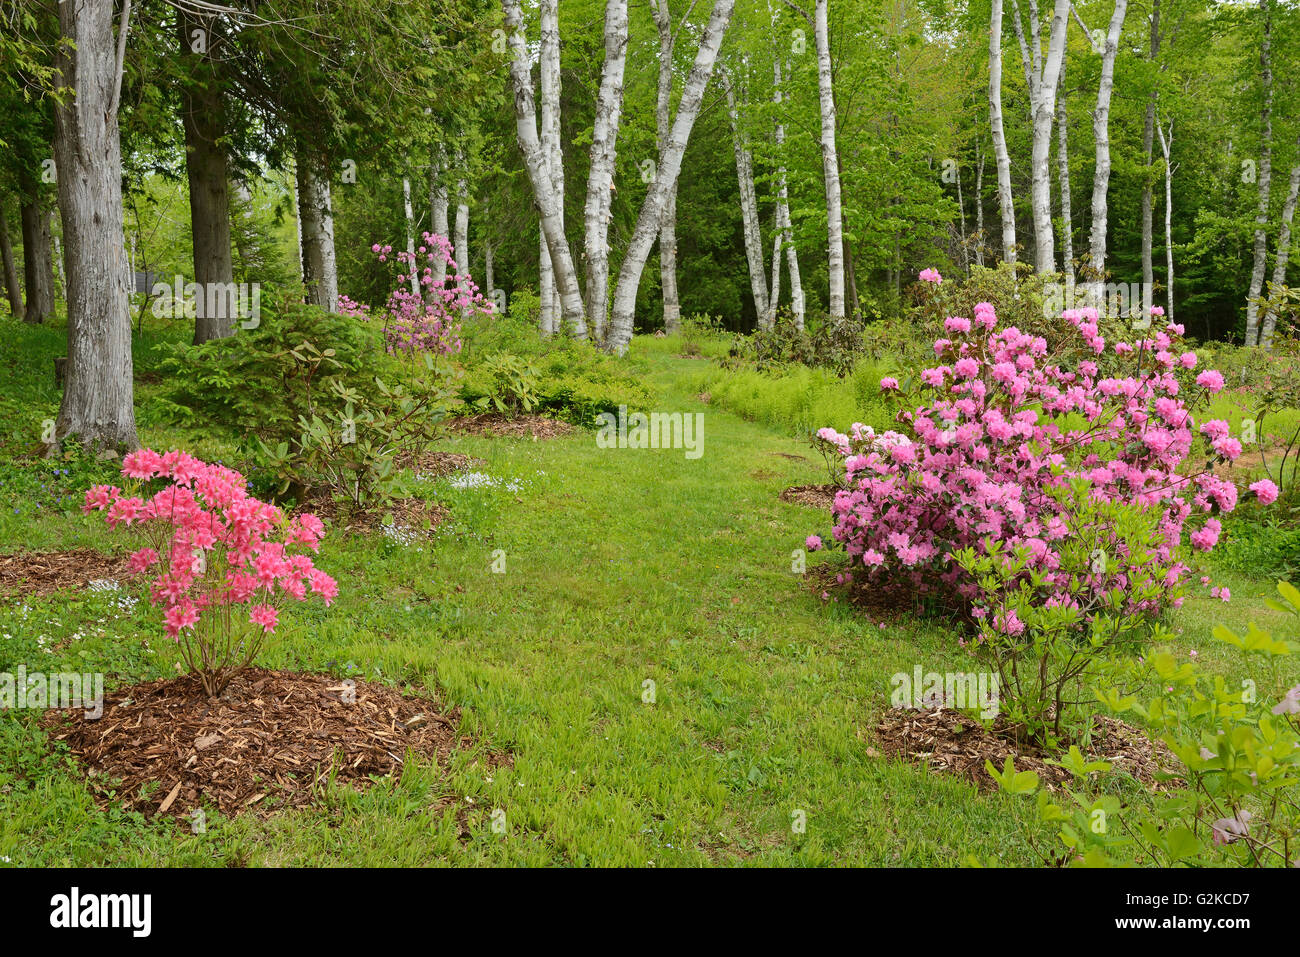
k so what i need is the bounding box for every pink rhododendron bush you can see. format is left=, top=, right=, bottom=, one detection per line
left=810, top=295, right=1278, bottom=742
left=354, top=231, right=495, bottom=357
left=84, top=449, right=338, bottom=697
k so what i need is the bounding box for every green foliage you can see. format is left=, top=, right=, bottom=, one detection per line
left=465, top=353, right=541, bottom=415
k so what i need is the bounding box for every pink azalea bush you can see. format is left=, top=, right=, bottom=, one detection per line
left=357, top=232, right=494, bottom=357
left=85, top=449, right=338, bottom=696
left=812, top=294, right=1275, bottom=739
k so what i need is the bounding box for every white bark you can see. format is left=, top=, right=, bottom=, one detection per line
left=1157, top=117, right=1175, bottom=322
left=771, top=47, right=804, bottom=327
left=724, top=74, right=771, bottom=328
left=975, top=141, right=986, bottom=267
left=540, top=0, right=565, bottom=333
left=786, top=0, right=845, bottom=320
left=653, top=0, right=682, bottom=335
left=1029, top=0, right=1070, bottom=273
left=989, top=0, right=1017, bottom=263
left=403, top=176, right=419, bottom=296
left=52, top=0, right=138, bottom=450
left=455, top=173, right=470, bottom=313
left=1087, top=0, right=1129, bottom=277
left=606, top=0, right=735, bottom=353
left=584, top=0, right=629, bottom=343
left=1260, top=149, right=1300, bottom=348
left=1245, top=0, right=1274, bottom=346
left=501, top=0, right=587, bottom=336
left=1057, top=64, right=1073, bottom=279
left=430, top=145, right=450, bottom=292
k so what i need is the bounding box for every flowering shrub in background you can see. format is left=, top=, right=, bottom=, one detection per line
left=85, top=449, right=338, bottom=697
left=810, top=287, right=1276, bottom=741
left=357, top=232, right=494, bottom=358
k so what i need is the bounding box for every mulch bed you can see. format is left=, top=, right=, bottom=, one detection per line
left=873, top=707, right=1179, bottom=792
left=445, top=412, right=574, bottom=439
left=44, top=667, right=481, bottom=819
left=298, top=495, right=450, bottom=538
left=398, top=450, right=484, bottom=477
left=780, top=483, right=838, bottom=510
left=0, top=548, right=135, bottom=598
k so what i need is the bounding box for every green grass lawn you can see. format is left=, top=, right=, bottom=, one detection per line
left=0, top=322, right=1294, bottom=867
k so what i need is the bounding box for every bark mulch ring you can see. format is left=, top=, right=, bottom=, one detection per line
left=43, top=667, right=488, bottom=820
left=803, top=562, right=921, bottom=622
left=0, top=548, right=135, bottom=599
left=398, top=450, right=485, bottom=478
left=780, top=483, right=839, bottom=510
left=298, top=495, right=449, bottom=539
left=445, top=412, right=574, bottom=439
left=872, top=707, right=1180, bottom=793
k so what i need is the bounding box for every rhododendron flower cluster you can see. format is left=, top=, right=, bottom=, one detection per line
left=353, top=232, right=494, bottom=357
left=813, top=297, right=1273, bottom=636
left=85, top=449, right=338, bottom=696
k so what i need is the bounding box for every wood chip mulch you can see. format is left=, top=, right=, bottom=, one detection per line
left=398, top=450, right=484, bottom=477
left=445, top=412, right=574, bottom=439
left=43, top=667, right=482, bottom=819
left=297, top=495, right=449, bottom=538
left=872, top=707, right=1180, bottom=793
left=0, top=548, right=135, bottom=598
left=780, top=483, right=839, bottom=510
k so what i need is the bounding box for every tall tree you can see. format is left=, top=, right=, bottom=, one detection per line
left=1086, top=0, right=1130, bottom=278
left=989, top=0, right=1017, bottom=264
left=1244, top=0, right=1274, bottom=346
left=51, top=0, right=138, bottom=450
left=652, top=0, right=682, bottom=334
left=584, top=0, right=629, bottom=342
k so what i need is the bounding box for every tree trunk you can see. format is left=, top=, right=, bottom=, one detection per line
left=403, top=176, right=419, bottom=295
left=1260, top=148, right=1300, bottom=348
left=18, top=165, right=55, bottom=324
left=1056, top=64, right=1073, bottom=279
left=484, top=240, right=495, bottom=309
left=808, top=0, right=844, bottom=319
left=1157, top=117, right=1175, bottom=322
left=502, top=0, right=587, bottom=336
left=429, top=145, right=450, bottom=293
left=1245, top=0, right=1274, bottom=347
left=606, top=0, right=735, bottom=353
left=0, top=201, right=21, bottom=317
left=1139, top=0, right=1162, bottom=298
left=1086, top=0, right=1129, bottom=278
left=51, top=0, right=138, bottom=451
left=454, top=172, right=470, bottom=313
left=989, top=0, right=1017, bottom=264
left=177, top=7, right=235, bottom=344
left=975, top=142, right=986, bottom=267
left=653, top=0, right=682, bottom=335
left=1029, top=0, right=1070, bottom=274
left=540, top=0, right=566, bottom=334
left=296, top=153, right=338, bottom=312
left=584, top=0, right=629, bottom=342
left=724, top=75, right=770, bottom=328
left=771, top=45, right=804, bottom=326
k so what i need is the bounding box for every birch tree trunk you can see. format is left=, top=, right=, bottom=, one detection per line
left=403, top=176, right=419, bottom=295
left=793, top=0, right=845, bottom=320
left=502, top=0, right=587, bottom=336
left=52, top=0, right=138, bottom=451
left=1140, top=0, right=1162, bottom=298
left=296, top=153, right=338, bottom=312
left=1260, top=150, right=1300, bottom=348
left=724, top=74, right=771, bottom=328
left=1245, top=0, right=1274, bottom=347
left=454, top=171, right=470, bottom=312
left=771, top=50, right=804, bottom=326
left=651, top=0, right=684, bottom=335
left=540, top=0, right=566, bottom=333
left=1086, top=0, right=1129, bottom=278
left=1056, top=64, right=1073, bottom=279
left=484, top=240, right=495, bottom=309
left=429, top=145, right=450, bottom=292
left=1028, top=0, right=1070, bottom=274
left=0, top=202, right=21, bottom=317
left=584, top=0, right=629, bottom=342
left=989, top=0, right=1017, bottom=264
left=1157, top=117, right=1175, bottom=321
left=975, top=142, right=986, bottom=267
left=606, top=0, right=735, bottom=353
left=177, top=7, right=234, bottom=343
